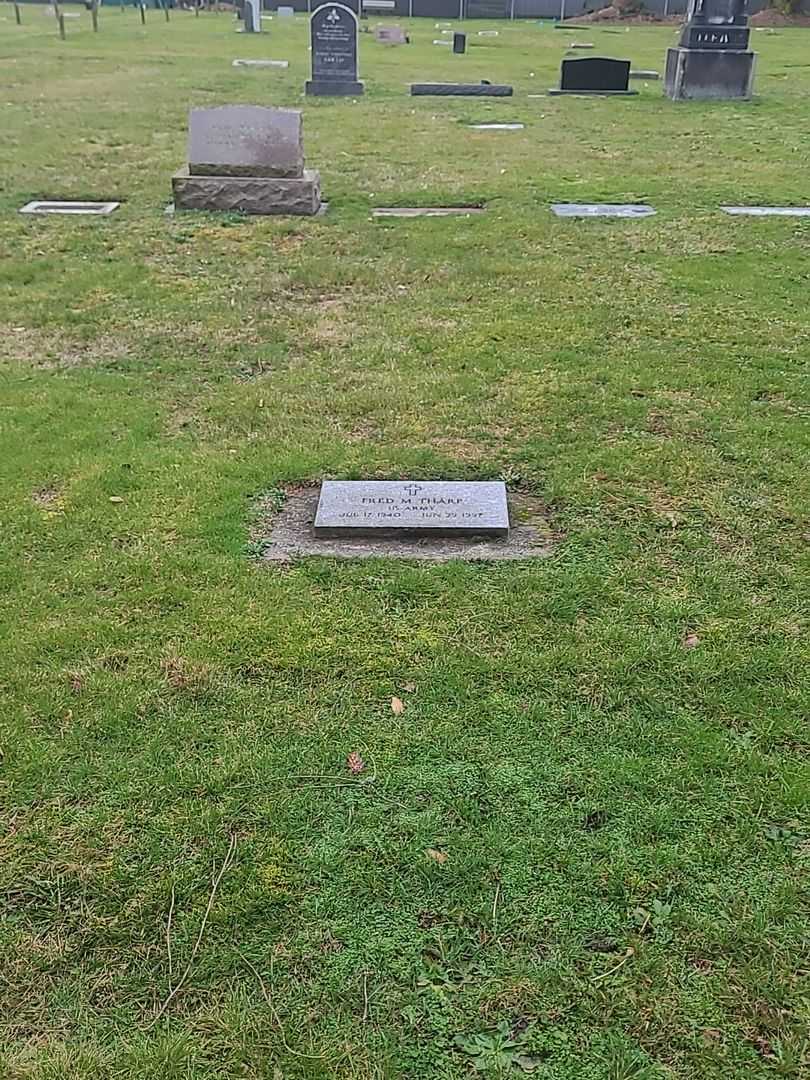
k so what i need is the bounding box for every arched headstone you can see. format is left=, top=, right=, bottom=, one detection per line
left=305, top=4, right=364, bottom=97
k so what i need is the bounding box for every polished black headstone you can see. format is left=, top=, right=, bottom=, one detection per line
left=305, top=3, right=364, bottom=97
left=556, top=57, right=633, bottom=94
left=453, top=32, right=466, bottom=54
left=679, top=0, right=750, bottom=48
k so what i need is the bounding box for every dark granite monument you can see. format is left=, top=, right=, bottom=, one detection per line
left=411, top=81, right=513, bottom=97
left=313, top=481, right=510, bottom=539
left=306, top=3, right=364, bottom=97
left=665, top=0, right=756, bottom=100
left=550, top=57, right=636, bottom=96
left=453, top=32, right=466, bottom=55
left=243, top=0, right=260, bottom=33
left=172, top=106, right=322, bottom=216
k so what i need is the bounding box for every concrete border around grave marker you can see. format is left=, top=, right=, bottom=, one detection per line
left=19, top=200, right=120, bottom=216
left=252, top=488, right=556, bottom=563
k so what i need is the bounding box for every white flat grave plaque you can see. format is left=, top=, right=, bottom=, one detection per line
left=372, top=206, right=485, bottom=217
left=469, top=123, right=524, bottom=130
left=721, top=206, right=810, bottom=217
left=232, top=58, right=289, bottom=68
left=551, top=203, right=655, bottom=218
left=19, top=200, right=120, bottom=215
left=314, top=481, right=509, bottom=538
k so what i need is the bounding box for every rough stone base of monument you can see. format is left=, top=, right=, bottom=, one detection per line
left=172, top=168, right=321, bottom=215
left=665, top=47, right=756, bottom=100
left=305, top=79, right=365, bottom=96
left=411, top=83, right=513, bottom=96
left=252, top=489, right=556, bottom=563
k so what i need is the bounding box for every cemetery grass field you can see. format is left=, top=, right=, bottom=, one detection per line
left=2, top=10, right=809, bottom=1080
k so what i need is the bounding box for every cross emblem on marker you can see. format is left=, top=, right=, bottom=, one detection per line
left=326, top=7, right=339, bottom=21
left=404, top=484, right=423, bottom=497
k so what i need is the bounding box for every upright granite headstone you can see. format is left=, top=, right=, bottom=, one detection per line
left=374, top=24, right=407, bottom=45
left=453, top=31, right=466, bottom=54
left=550, top=57, right=636, bottom=95
left=188, top=106, right=303, bottom=177
left=243, top=0, right=260, bottom=33
left=172, top=106, right=322, bottom=216
left=665, top=0, right=756, bottom=100
left=306, top=3, right=364, bottom=97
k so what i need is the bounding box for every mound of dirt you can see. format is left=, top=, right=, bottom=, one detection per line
left=564, top=8, right=676, bottom=23
left=750, top=9, right=810, bottom=26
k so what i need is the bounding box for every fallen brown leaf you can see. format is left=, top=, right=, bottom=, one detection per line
left=402, top=681, right=416, bottom=693
left=752, top=1035, right=776, bottom=1060
left=683, top=633, right=700, bottom=649
left=425, top=848, right=448, bottom=864
left=391, top=696, right=405, bottom=715
left=346, top=750, right=365, bottom=774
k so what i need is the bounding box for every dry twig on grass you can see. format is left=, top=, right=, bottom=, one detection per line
left=149, top=834, right=237, bottom=1027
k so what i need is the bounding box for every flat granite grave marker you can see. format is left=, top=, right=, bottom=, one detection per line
left=314, top=481, right=510, bottom=538
left=372, top=206, right=485, bottom=217
left=173, top=106, right=321, bottom=216
left=469, top=122, right=524, bottom=130
left=306, top=3, right=364, bottom=97
left=551, top=203, right=655, bottom=218
left=721, top=205, right=810, bottom=216
left=411, top=82, right=513, bottom=97
left=232, top=59, right=290, bottom=68
left=550, top=57, right=636, bottom=96
left=19, top=199, right=120, bottom=215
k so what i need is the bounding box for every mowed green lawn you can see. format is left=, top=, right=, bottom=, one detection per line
left=1, top=9, right=808, bottom=1079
